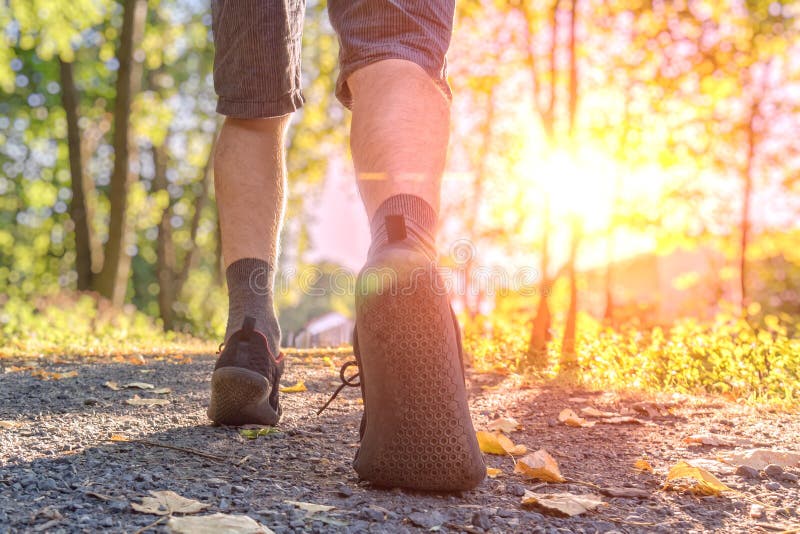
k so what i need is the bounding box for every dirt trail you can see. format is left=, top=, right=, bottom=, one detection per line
left=1, top=351, right=798, bottom=533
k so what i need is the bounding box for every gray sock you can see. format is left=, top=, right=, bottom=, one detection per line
left=224, top=258, right=281, bottom=357
left=369, top=194, right=438, bottom=257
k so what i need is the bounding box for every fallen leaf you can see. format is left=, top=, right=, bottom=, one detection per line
left=475, top=431, right=527, bottom=456
left=109, top=434, right=130, bottom=442
left=664, top=461, right=731, bottom=496
left=168, top=513, right=274, bottom=533
left=558, top=408, right=595, bottom=428
left=567, top=397, right=588, bottom=403
left=598, top=486, right=652, bottom=499
left=486, top=417, right=521, bottom=433
left=514, top=449, right=565, bottom=482
left=0, top=420, right=21, bottom=430
left=634, top=459, right=654, bottom=473
left=602, top=416, right=648, bottom=425
left=131, top=490, right=209, bottom=516
left=719, top=449, right=800, bottom=470
left=122, top=382, right=154, bottom=390
left=685, top=458, right=735, bottom=475
left=104, top=381, right=121, bottom=391
left=521, top=491, right=605, bottom=516
left=151, top=388, right=172, bottom=395
left=31, top=370, right=78, bottom=381
left=279, top=381, right=307, bottom=393
left=239, top=427, right=280, bottom=440
left=684, top=433, right=753, bottom=447
left=631, top=401, right=672, bottom=418
left=284, top=501, right=335, bottom=514
left=580, top=407, right=619, bottom=418
left=125, top=395, right=170, bottom=407
left=486, top=467, right=502, bottom=478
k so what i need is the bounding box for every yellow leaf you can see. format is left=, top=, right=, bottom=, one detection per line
left=476, top=431, right=527, bottom=456
left=239, top=427, right=280, bottom=439
left=168, top=513, right=274, bottom=534
left=514, top=449, right=566, bottom=483
left=558, top=408, right=595, bottom=428
left=131, top=490, right=209, bottom=516
left=486, top=417, right=521, bottom=433
left=634, top=459, right=654, bottom=473
left=125, top=395, right=170, bottom=407
left=486, top=467, right=502, bottom=478
left=521, top=491, right=605, bottom=516
left=280, top=380, right=307, bottom=393
left=110, top=434, right=130, bottom=442
left=664, top=461, right=731, bottom=496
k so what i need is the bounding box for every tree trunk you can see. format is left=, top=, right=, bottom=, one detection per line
left=93, top=0, right=148, bottom=306
left=527, top=200, right=552, bottom=368
left=59, top=59, right=95, bottom=290
left=561, top=219, right=581, bottom=364
left=153, top=146, right=177, bottom=330
left=740, top=98, right=757, bottom=312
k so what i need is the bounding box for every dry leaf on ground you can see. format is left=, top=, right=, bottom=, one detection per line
left=486, top=417, right=521, bottom=433
left=521, top=491, right=605, bottom=517
left=168, top=513, right=274, bottom=534
left=151, top=387, right=172, bottom=395
left=486, top=467, right=502, bottom=478
left=684, top=433, right=753, bottom=447
left=567, top=397, right=588, bottom=403
left=598, top=486, right=652, bottom=499
left=125, top=395, right=170, bottom=407
left=664, top=461, right=731, bottom=496
left=131, top=490, right=209, bottom=516
left=109, top=434, right=129, bottom=442
left=631, top=401, right=672, bottom=418
left=284, top=501, right=335, bottom=514
left=122, top=382, right=154, bottom=390
left=104, top=381, right=121, bottom=390
left=475, top=431, right=527, bottom=456
left=31, top=370, right=78, bottom=381
left=0, top=420, right=21, bottom=430
left=719, top=449, right=800, bottom=470
left=514, top=449, right=565, bottom=483
left=558, top=408, right=595, bottom=428
left=580, top=407, right=619, bottom=418
left=279, top=381, right=307, bottom=393
left=239, top=427, right=280, bottom=440
left=599, top=416, right=648, bottom=425
left=634, top=459, right=654, bottom=473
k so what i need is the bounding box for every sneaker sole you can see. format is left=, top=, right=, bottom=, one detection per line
left=353, top=248, right=485, bottom=491
left=207, top=366, right=280, bottom=426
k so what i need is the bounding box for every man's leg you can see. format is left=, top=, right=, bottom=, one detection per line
left=207, top=0, right=304, bottom=426
left=215, top=116, right=289, bottom=352
left=328, top=1, right=485, bottom=491
left=348, top=59, right=448, bottom=221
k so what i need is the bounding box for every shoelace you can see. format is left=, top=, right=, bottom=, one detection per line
left=316, top=360, right=360, bottom=415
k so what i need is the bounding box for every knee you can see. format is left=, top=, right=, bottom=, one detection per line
left=222, top=115, right=290, bottom=138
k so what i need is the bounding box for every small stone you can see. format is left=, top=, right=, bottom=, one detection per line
left=109, top=500, right=128, bottom=513
left=207, top=478, right=226, bottom=487
left=361, top=507, right=384, bottom=522
left=472, top=511, right=491, bottom=530
left=765, top=481, right=782, bottom=491
left=736, top=465, right=760, bottom=479
left=83, top=398, right=100, bottom=406
left=508, top=483, right=527, bottom=497
left=336, top=484, right=353, bottom=497
left=765, top=464, right=784, bottom=479
left=289, top=519, right=305, bottom=528
left=749, top=503, right=765, bottom=519
left=781, top=472, right=798, bottom=483
left=219, top=498, right=230, bottom=511
left=231, top=485, right=247, bottom=494
left=100, top=516, right=114, bottom=527
left=408, top=511, right=445, bottom=530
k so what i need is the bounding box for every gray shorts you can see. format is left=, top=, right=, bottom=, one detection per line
left=211, top=0, right=455, bottom=118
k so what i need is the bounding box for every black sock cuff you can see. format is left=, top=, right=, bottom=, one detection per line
left=370, top=194, right=438, bottom=242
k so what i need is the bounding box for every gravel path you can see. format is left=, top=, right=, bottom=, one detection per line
left=1, top=351, right=799, bottom=533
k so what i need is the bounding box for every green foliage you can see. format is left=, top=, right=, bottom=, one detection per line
left=464, top=309, right=800, bottom=407
left=0, top=291, right=213, bottom=359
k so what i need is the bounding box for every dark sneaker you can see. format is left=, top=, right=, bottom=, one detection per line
left=347, top=215, right=485, bottom=491
left=208, top=316, right=284, bottom=426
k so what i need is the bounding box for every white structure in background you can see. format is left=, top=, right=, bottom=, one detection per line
left=293, top=312, right=354, bottom=348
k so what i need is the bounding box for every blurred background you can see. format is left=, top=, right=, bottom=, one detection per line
left=1, top=0, right=798, bottom=401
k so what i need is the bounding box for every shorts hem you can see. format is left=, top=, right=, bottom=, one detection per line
left=336, top=46, right=451, bottom=109
left=216, top=90, right=305, bottom=119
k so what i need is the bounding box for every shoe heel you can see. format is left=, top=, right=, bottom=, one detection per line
left=208, top=367, right=280, bottom=426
